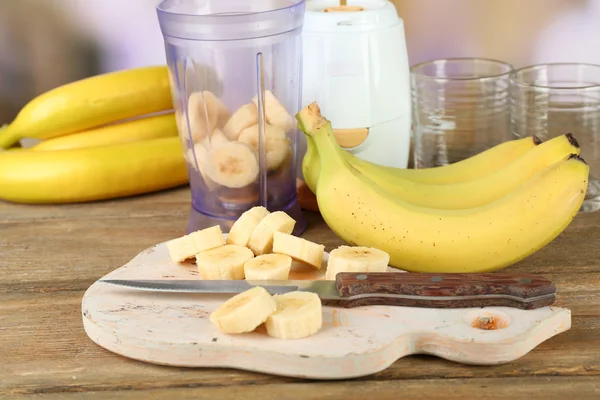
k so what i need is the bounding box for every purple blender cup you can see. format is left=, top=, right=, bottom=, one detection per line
left=156, top=0, right=307, bottom=235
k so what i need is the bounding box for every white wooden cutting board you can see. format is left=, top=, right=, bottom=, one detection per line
left=81, top=236, right=571, bottom=380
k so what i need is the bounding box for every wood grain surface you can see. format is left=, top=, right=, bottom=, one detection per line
left=1, top=187, right=600, bottom=399
left=334, top=272, right=556, bottom=309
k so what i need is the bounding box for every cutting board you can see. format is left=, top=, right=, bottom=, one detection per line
left=82, top=236, right=571, bottom=380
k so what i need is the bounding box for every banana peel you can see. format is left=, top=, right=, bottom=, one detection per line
left=0, top=136, right=188, bottom=204
left=0, top=66, right=173, bottom=149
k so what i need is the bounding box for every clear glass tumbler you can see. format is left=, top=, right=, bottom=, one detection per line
left=411, top=58, right=514, bottom=168
left=510, top=63, right=600, bottom=213
left=156, top=0, right=307, bottom=234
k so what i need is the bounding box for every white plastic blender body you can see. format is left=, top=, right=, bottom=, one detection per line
left=299, top=0, right=412, bottom=176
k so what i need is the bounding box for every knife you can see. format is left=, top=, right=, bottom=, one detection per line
left=100, top=272, right=556, bottom=310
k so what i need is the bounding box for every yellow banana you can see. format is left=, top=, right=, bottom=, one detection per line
left=341, top=133, right=578, bottom=209
left=297, top=102, right=587, bottom=273
left=0, top=66, right=173, bottom=149
left=0, top=136, right=188, bottom=204
left=302, top=135, right=540, bottom=193
left=31, top=113, right=178, bottom=151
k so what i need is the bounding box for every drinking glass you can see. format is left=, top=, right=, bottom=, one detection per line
left=411, top=58, right=514, bottom=168
left=510, top=63, right=600, bottom=212
left=156, top=0, right=307, bottom=234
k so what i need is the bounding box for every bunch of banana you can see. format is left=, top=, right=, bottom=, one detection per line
left=297, top=102, right=589, bottom=273
left=0, top=66, right=189, bottom=204
left=302, top=134, right=542, bottom=193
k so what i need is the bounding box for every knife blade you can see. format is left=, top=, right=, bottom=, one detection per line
left=100, top=272, right=556, bottom=310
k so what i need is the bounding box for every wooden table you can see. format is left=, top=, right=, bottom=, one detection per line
left=1, top=187, right=599, bottom=399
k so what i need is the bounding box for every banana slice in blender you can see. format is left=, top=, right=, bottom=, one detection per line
left=252, top=90, right=295, bottom=132
left=185, top=141, right=220, bottom=191
left=187, top=91, right=230, bottom=143
left=238, top=123, right=291, bottom=171
left=209, top=286, right=277, bottom=334
left=325, top=245, right=390, bottom=280
left=205, top=141, right=259, bottom=188
left=202, top=127, right=230, bottom=150
left=223, top=103, right=259, bottom=140
left=196, top=244, right=255, bottom=280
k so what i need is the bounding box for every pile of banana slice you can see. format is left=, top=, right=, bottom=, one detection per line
left=165, top=206, right=392, bottom=340
left=181, top=90, right=294, bottom=190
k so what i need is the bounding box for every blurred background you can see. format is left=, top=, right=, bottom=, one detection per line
left=1, top=0, right=599, bottom=125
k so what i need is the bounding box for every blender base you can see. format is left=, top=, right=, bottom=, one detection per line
left=186, top=199, right=307, bottom=237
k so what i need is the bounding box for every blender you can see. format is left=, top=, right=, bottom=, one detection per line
left=156, top=0, right=307, bottom=236
left=299, top=0, right=412, bottom=174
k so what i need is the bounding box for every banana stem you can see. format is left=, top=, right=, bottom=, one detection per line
left=296, top=103, right=347, bottom=177
left=302, top=136, right=320, bottom=193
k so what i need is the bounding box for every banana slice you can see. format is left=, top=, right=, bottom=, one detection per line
left=189, top=225, right=226, bottom=253
left=210, top=92, right=232, bottom=128
left=238, top=123, right=291, bottom=171
left=166, top=234, right=199, bottom=263
left=226, top=206, right=270, bottom=247
left=247, top=211, right=297, bottom=255
left=205, top=141, right=259, bottom=188
left=325, top=245, right=390, bottom=280
left=209, top=286, right=277, bottom=334
left=272, top=232, right=325, bottom=269
left=196, top=244, right=255, bottom=280
left=175, top=110, right=189, bottom=141
left=187, top=91, right=224, bottom=143
left=265, top=291, right=323, bottom=340
left=244, top=253, right=292, bottom=280
left=204, top=127, right=229, bottom=149
left=223, top=103, right=258, bottom=140
left=252, top=90, right=295, bottom=132
left=185, top=141, right=220, bottom=191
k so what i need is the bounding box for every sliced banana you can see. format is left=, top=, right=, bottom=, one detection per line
left=185, top=141, right=220, bottom=191
left=244, top=253, right=292, bottom=280
left=226, top=206, right=270, bottom=247
left=223, top=103, right=258, bottom=140
left=196, top=244, right=255, bottom=280
left=209, top=286, right=277, bottom=334
left=166, top=234, right=199, bottom=263
left=205, top=141, right=259, bottom=188
left=187, top=91, right=218, bottom=143
left=238, top=123, right=291, bottom=171
left=265, top=291, right=323, bottom=340
left=175, top=109, right=189, bottom=141
left=272, top=232, right=324, bottom=269
left=252, top=90, right=295, bottom=132
left=208, top=91, right=232, bottom=127
left=203, top=127, right=229, bottom=149
left=325, top=245, right=390, bottom=280
left=189, top=225, right=226, bottom=253
left=247, top=211, right=297, bottom=255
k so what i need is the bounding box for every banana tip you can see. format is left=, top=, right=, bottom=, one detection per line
left=532, top=135, right=542, bottom=145
left=566, top=133, right=580, bottom=148
left=568, top=153, right=587, bottom=164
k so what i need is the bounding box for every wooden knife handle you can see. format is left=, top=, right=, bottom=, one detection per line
left=332, top=272, right=556, bottom=310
